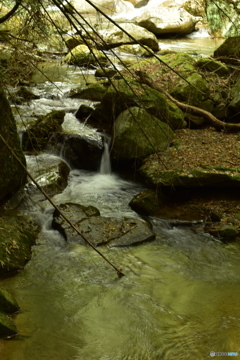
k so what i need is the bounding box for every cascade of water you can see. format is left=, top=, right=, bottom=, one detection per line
left=100, top=136, right=111, bottom=174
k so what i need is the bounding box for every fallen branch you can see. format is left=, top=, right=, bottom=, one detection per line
left=0, top=134, right=124, bottom=278
left=135, top=70, right=240, bottom=132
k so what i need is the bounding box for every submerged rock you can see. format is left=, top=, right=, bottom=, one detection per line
left=0, top=312, right=18, bottom=338
left=26, top=154, right=70, bottom=196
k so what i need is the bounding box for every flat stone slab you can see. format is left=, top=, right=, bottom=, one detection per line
left=52, top=203, right=155, bottom=247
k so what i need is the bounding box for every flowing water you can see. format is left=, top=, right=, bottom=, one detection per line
left=1, top=36, right=240, bottom=360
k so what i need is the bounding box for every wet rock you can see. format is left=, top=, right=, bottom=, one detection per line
left=52, top=202, right=155, bottom=247
left=10, top=86, right=40, bottom=105
left=67, top=83, right=107, bottom=101
left=0, top=215, right=38, bottom=275
left=112, top=106, right=174, bottom=162
left=75, top=104, right=94, bottom=121
left=129, top=189, right=160, bottom=216
left=218, top=224, right=239, bottom=239
left=207, top=224, right=239, bottom=241
left=22, top=110, right=65, bottom=152
left=26, top=154, right=70, bottom=196
left=0, top=289, right=20, bottom=314
left=0, top=312, right=18, bottom=338
left=52, top=203, right=100, bottom=239
left=49, top=133, right=103, bottom=171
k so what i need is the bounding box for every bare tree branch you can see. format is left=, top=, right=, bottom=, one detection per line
left=0, top=0, right=22, bottom=24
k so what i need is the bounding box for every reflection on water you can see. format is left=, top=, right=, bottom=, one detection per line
left=1, top=221, right=240, bottom=360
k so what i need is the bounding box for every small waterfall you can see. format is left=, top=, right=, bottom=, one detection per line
left=100, top=136, right=111, bottom=175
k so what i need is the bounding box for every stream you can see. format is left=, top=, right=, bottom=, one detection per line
left=1, top=36, right=240, bottom=360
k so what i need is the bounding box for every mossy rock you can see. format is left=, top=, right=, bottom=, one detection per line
left=0, top=83, right=26, bottom=201
left=0, top=312, right=18, bottom=338
left=195, top=58, right=230, bottom=76
left=22, top=110, right=65, bottom=151
left=112, top=106, right=174, bottom=161
left=170, top=72, right=210, bottom=106
left=140, top=163, right=240, bottom=188
left=129, top=189, right=160, bottom=216
left=0, top=289, right=19, bottom=314
left=67, top=83, right=107, bottom=101
left=11, top=86, right=40, bottom=105
left=95, top=68, right=118, bottom=78
left=64, top=45, right=109, bottom=67
left=0, top=215, right=38, bottom=275
left=89, top=78, right=186, bottom=131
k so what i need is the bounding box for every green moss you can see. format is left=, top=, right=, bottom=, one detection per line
left=65, top=45, right=109, bottom=67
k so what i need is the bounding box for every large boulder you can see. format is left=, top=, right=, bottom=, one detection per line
left=133, top=4, right=197, bottom=35
left=99, top=22, right=159, bottom=51
left=112, top=106, right=174, bottom=161
left=52, top=202, right=155, bottom=247
left=0, top=83, right=26, bottom=201
left=49, top=133, right=103, bottom=170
